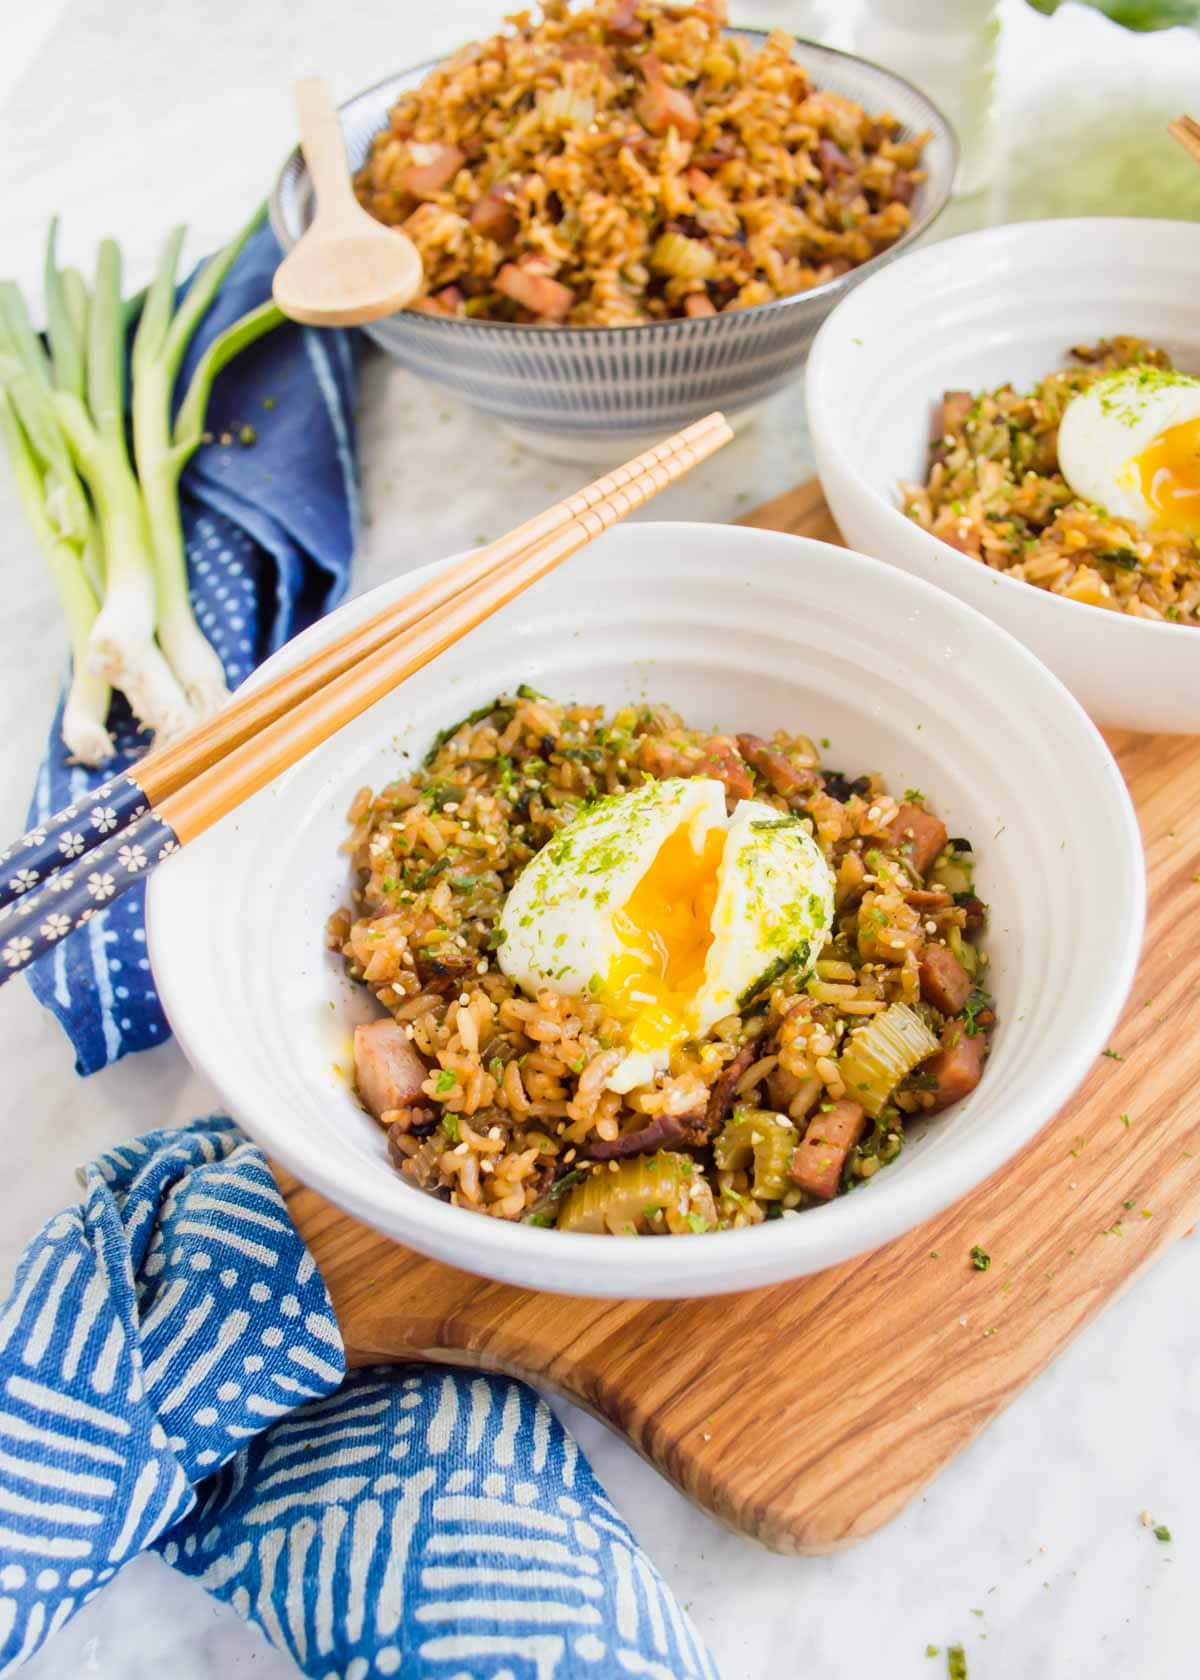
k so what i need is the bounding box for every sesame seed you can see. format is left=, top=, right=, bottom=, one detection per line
left=458, top=993, right=470, bottom=1006
left=454, top=1142, right=469, bottom=1156
left=924, top=920, right=937, bottom=934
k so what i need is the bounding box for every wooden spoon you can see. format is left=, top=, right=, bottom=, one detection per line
left=273, top=77, right=423, bottom=327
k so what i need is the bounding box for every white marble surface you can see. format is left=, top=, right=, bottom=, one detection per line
left=1, top=2, right=1199, bottom=1676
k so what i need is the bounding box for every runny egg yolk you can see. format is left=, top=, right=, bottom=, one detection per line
left=604, top=824, right=726, bottom=1054
left=1136, top=415, right=1200, bottom=534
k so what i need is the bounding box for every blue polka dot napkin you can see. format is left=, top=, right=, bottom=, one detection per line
left=0, top=1119, right=718, bottom=1680
left=23, top=225, right=357, bottom=1074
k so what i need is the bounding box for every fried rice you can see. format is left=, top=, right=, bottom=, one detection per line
left=902, top=337, right=1200, bottom=626
left=352, top=0, right=926, bottom=326
left=330, top=691, right=993, bottom=1235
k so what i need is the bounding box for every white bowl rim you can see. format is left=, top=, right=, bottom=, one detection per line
left=148, top=522, right=1145, bottom=1295
left=806, top=214, right=1200, bottom=649
left=269, top=28, right=958, bottom=340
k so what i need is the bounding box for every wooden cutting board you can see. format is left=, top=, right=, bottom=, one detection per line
left=281, top=478, right=1200, bottom=1555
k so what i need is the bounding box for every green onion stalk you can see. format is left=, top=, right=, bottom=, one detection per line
left=0, top=384, right=113, bottom=764
left=131, top=210, right=281, bottom=716
left=0, top=206, right=284, bottom=760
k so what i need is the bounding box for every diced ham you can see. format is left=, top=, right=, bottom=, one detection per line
left=816, top=137, right=855, bottom=184
left=606, top=0, right=646, bottom=42
left=636, top=54, right=701, bottom=141
left=889, top=802, right=948, bottom=876
left=409, top=285, right=464, bottom=318
left=888, top=168, right=916, bottom=206
left=495, top=262, right=574, bottom=320
left=697, top=735, right=753, bottom=800
left=354, top=1020, right=430, bottom=1121
left=400, top=142, right=465, bottom=198
left=939, top=389, right=972, bottom=436
left=684, top=292, right=716, bottom=318
left=470, top=181, right=519, bottom=241
left=925, top=1029, right=987, bottom=1112
left=790, top=1100, right=867, bottom=1200
left=735, top=732, right=815, bottom=798
left=919, top=944, right=973, bottom=1016
left=637, top=733, right=752, bottom=799
left=561, top=41, right=616, bottom=71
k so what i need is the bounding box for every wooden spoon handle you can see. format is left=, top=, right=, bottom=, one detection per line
left=294, top=77, right=357, bottom=221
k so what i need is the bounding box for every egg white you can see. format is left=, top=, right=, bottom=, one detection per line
left=692, top=798, right=834, bottom=1035
left=1057, top=367, right=1200, bottom=530
left=497, top=776, right=726, bottom=1003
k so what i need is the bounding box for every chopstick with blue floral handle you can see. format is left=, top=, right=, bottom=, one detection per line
left=0, top=412, right=727, bottom=918
left=0, top=413, right=732, bottom=981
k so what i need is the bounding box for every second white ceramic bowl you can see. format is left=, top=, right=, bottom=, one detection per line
left=806, top=217, right=1200, bottom=735
left=147, top=522, right=1144, bottom=1298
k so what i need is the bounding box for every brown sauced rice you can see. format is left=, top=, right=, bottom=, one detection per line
left=330, top=692, right=994, bottom=1234
left=903, top=338, right=1200, bottom=625
left=352, top=0, right=927, bottom=326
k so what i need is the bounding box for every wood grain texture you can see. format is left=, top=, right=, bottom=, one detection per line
left=282, top=478, right=1200, bottom=1554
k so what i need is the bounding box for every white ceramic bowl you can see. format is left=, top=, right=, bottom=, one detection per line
left=269, top=36, right=955, bottom=463
left=805, top=217, right=1200, bottom=736
left=147, top=523, right=1144, bottom=1298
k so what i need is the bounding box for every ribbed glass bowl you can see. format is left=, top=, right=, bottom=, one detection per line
left=269, top=33, right=956, bottom=460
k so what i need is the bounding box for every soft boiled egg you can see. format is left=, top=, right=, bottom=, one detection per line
left=497, top=777, right=834, bottom=1093
left=1057, top=366, right=1200, bottom=535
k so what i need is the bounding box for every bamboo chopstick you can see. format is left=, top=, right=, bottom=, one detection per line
left=0, top=412, right=729, bottom=918
left=0, top=413, right=732, bottom=983
left=1168, top=115, right=1200, bottom=167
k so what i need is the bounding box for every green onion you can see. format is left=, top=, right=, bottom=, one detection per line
left=0, top=387, right=112, bottom=762
left=0, top=206, right=283, bottom=758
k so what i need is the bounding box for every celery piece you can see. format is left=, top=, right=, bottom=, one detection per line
left=837, top=1002, right=940, bottom=1118
left=713, top=1108, right=798, bottom=1199
left=557, top=1154, right=698, bottom=1234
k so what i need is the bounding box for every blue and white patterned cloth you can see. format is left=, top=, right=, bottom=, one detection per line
left=24, top=224, right=358, bottom=1076
left=0, top=1119, right=717, bottom=1679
